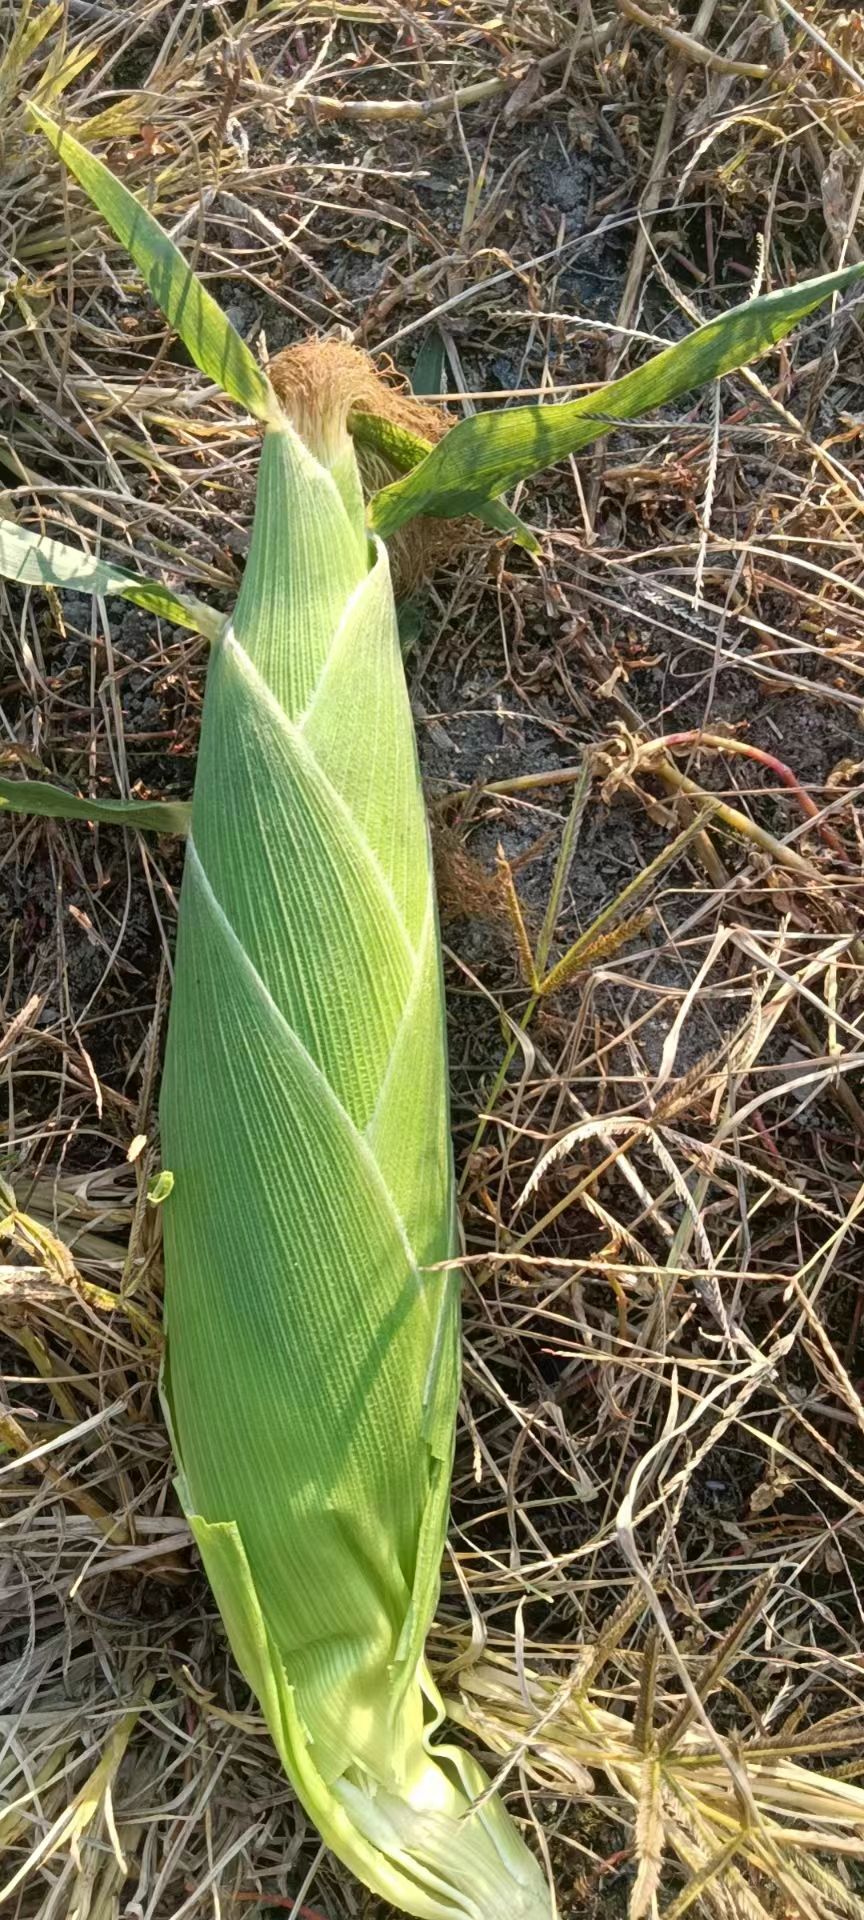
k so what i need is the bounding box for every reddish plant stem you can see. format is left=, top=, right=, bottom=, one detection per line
left=185, top=1888, right=326, bottom=1920
left=654, top=731, right=850, bottom=862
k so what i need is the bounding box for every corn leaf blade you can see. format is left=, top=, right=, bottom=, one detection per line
left=368, top=264, right=864, bottom=533
left=0, top=518, right=224, bottom=640
left=0, top=776, right=190, bottom=834
left=27, top=104, right=278, bottom=424
left=477, top=495, right=540, bottom=550
left=352, top=409, right=540, bottom=552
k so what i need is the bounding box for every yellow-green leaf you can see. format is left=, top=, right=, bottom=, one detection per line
left=27, top=104, right=279, bottom=425
left=369, top=263, right=864, bottom=534
left=0, top=776, right=190, bottom=835
left=0, top=518, right=224, bottom=641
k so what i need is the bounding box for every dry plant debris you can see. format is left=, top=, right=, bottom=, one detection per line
left=4, top=1, right=864, bottom=1916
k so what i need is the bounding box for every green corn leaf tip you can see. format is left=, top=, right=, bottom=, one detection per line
left=368, top=262, right=864, bottom=534
left=0, top=775, right=190, bottom=834
left=0, top=518, right=224, bottom=641
left=27, top=102, right=279, bottom=424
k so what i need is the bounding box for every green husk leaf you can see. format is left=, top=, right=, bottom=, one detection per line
left=27, top=103, right=278, bottom=425
left=180, top=1505, right=547, bottom=1920
left=159, top=422, right=550, bottom=1917
left=368, top=263, right=864, bottom=534
left=0, top=518, right=224, bottom=640
left=0, top=776, right=190, bottom=834
left=351, top=409, right=539, bottom=553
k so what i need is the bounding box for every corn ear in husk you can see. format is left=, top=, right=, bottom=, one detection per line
left=158, top=415, right=551, bottom=1918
